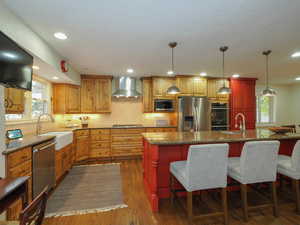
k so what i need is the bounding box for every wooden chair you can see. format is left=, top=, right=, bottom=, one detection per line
left=0, top=187, right=48, bottom=225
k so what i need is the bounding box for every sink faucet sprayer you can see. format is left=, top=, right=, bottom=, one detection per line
left=36, top=113, right=55, bottom=135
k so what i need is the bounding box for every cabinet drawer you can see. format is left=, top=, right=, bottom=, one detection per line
left=111, top=135, right=142, bottom=143
left=74, top=129, right=89, bottom=137
left=111, top=146, right=142, bottom=156
left=7, top=147, right=31, bottom=169
left=90, top=129, right=110, bottom=135
left=89, top=148, right=111, bottom=158
left=111, top=128, right=144, bottom=134
left=8, top=160, right=32, bottom=178
left=145, top=128, right=164, bottom=132
left=90, top=134, right=111, bottom=141
left=90, top=141, right=110, bottom=149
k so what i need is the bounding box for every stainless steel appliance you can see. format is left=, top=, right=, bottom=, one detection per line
left=178, top=96, right=210, bottom=131
left=154, top=99, right=175, bottom=112
left=211, top=103, right=229, bottom=131
left=112, top=77, right=141, bottom=98
left=32, top=140, right=55, bottom=198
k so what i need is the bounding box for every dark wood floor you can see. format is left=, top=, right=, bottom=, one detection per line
left=43, top=159, right=300, bottom=225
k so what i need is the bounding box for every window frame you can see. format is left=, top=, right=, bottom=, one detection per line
left=256, top=95, right=276, bottom=125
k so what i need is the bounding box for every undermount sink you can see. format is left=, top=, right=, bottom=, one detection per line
left=39, top=131, right=73, bottom=150
left=221, top=131, right=243, bottom=135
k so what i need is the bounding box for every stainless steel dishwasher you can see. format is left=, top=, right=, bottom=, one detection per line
left=32, top=139, right=56, bottom=198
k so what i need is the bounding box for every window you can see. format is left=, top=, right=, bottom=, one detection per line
left=256, top=96, right=275, bottom=124
left=5, top=77, right=51, bottom=121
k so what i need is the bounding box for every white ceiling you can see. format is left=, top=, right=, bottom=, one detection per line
left=4, top=0, right=300, bottom=84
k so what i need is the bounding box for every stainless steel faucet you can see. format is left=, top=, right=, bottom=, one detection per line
left=235, top=113, right=246, bottom=132
left=36, top=113, right=55, bottom=135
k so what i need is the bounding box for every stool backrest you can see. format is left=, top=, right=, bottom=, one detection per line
left=240, top=141, right=280, bottom=184
left=291, top=140, right=300, bottom=171
left=186, top=144, right=229, bottom=190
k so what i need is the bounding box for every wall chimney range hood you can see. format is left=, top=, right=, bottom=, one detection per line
left=112, top=76, right=141, bottom=98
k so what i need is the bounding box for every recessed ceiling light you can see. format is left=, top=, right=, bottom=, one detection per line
left=232, top=74, right=240, bottom=78
left=167, top=70, right=174, bottom=75
left=52, top=76, right=59, bottom=80
left=54, top=32, right=68, bottom=40
left=200, top=72, right=207, bottom=77
left=295, top=77, right=300, bottom=81
left=127, top=68, right=134, bottom=73
left=291, top=52, right=300, bottom=58
left=32, top=65, right=40, bottom=70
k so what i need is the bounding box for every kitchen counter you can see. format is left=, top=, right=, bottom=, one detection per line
left=57, top=125, right=177, bottom=131
left=142, top=129, right=300, bottom=145
left=3, top=135, right=56, bottom=155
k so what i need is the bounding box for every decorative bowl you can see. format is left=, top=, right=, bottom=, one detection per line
left=268, top=127, right=292, bottom=134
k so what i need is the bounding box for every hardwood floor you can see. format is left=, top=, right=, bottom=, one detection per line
left=43, top=159, right=300, bottom=225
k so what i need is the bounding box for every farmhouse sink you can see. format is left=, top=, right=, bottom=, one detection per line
left=39, top=131, right=73, bottom=151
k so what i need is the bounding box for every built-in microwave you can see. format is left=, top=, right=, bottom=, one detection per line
left=154, top=99, right=174, bottom=112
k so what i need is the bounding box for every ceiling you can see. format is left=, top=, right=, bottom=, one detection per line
left=4, top=0, right=300, bottom=84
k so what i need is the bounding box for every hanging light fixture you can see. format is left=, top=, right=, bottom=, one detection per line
left=261, top=50, right=276, bottom=96
left=166, top=42, right=180, bottom=95
left=217, top=46, right=231, bottom=95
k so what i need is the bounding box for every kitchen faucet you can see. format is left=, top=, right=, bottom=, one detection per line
left=235, top=113, right=246, bottom=132
left=36, top=113, right=55, bottom=135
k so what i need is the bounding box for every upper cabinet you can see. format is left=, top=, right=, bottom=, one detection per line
left=152, top=77, right=176, bottom=98
left=176, top=76, right=207, bottom=96
left=5, top=88, right=25, bottom=114
left=80, top=75, right=112, bottom=113
left=53, top=84, right=81, bottom=114
left=142, top=77, right=153, bottom=113
left=207, top=78, right=230, bottom=102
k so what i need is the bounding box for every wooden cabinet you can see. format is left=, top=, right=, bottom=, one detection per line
left=207, top=78, right=230, bottom=102
left=5, top=87, right=25, bottom=114
left=142, top=78, right=153, bottom=113
left=229, top=78, right=257, bottom=130
left=74, top=130, right=89, bottom=161
left=53, top=84, right=81, bottom=114
left=5, top=147, right=32, bottom=220
left=80, top=75, right=112, bottom=113
left=152, top=77, right=176, bottom=98
left=176, top=76, right=207, bottom=96
left=89, top=129, right=111, bottom=159
left=145, top=127, right=177, bottom=132
left=55, top=144, right=73, bottom=182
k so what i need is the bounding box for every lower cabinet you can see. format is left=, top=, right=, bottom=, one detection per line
left=89, top=129, right=111, bottom=159
left=55, top=144, right=73, bottom=182
left=74, top=130, right=89, bottom=161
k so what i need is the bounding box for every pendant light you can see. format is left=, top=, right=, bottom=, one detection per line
left=166, top=42, right=180, bottom=95
left=217, top=46, right=231, bottom=95
left=262, top=50, right=276, bottom=96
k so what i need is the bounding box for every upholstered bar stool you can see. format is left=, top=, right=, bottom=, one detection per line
left=277, top=140, right=300, bottom=214
left=170, top=144, right=229, bottom=225
left=227, top=141, right=280, bottom=222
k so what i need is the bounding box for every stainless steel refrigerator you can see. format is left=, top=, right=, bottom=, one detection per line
left=178, top=96, right=211, bottom=131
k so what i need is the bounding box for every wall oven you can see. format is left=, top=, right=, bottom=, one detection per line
left=211, top=103, right=229, bottom=131
left=154, top=99, right=174, bottom=112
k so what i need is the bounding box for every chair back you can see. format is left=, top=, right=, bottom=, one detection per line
left=19, top=187, right=48, bottom=225
left=240, top=141, right=280, bottom=184
left=291, top=140, right=300, bottom=171
left=186, top=144, right=229, bottom=190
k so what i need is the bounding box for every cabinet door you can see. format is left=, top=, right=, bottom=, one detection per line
left=152, top=77, right=176, bottom=97
left=80, top=79, right=95, bottom=113
left=176, top=77, right=194, bottom=95
left=193, top=77, right=207, bottom=96
left=207, top=79, right=229, bottom=101
left=95, top=79, right=111, bottom=113
left=55, top=151, right=63, bottom=182
left=53, top=84, right=67, bottom=114
left=67, top=85, right=81, bottom=113
left=142, top=78, right=153, bottom=112
left=5, top=88, right=25, bottom=114
left=75, top=136, right=89, bottom=161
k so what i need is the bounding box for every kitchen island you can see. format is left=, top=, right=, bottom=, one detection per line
left=142, top=129, right=300, bottom=212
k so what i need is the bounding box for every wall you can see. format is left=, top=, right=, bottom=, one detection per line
left=290, top=84, right=300, bottom=124
left=0, top=2, right=80, bottom=84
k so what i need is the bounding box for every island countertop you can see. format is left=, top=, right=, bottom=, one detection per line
left=142, top=129, right=300, bottom=145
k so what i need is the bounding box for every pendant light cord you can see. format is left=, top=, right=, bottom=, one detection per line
left=263, top=50, right=272, bottom=89
left=172, top=47, right=174, bottom=72
left=220, top=46, right=228, bottom=87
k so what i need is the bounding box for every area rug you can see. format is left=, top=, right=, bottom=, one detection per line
left=45, top=163, right=127, bottom=217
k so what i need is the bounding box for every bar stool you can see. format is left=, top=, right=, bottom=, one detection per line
left=170, top=144, right=229, bottom=225
left=277, top=140, right=300, bottom=214
left=227, top=141, right=280, bottom=222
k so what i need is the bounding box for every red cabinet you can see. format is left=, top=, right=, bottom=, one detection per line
left=229, top=78, right=257, bottom=130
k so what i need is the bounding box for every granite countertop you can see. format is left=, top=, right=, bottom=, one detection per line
left=3, top=135, right=56, bottom=155
left=56, top=125, right=177, bottom=131
left=142, top=129, right=300, bottom=145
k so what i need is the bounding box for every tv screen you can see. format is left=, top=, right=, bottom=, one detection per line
left=0, top=31, right=33, bottom=91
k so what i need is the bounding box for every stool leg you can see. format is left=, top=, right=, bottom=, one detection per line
left=187, top=191, right=193, bottom=225
left=292, top=179, right=300, bottom=214
left=271, top=181, right=279, bottom=217
left=170, top=174, right=175, bottom=206
left=221, top=188, right=229, bottom=225
left=240, top=184, right=248, bottom=222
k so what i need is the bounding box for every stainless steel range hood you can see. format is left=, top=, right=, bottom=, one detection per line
left=112, top=76, right=141, bottom=98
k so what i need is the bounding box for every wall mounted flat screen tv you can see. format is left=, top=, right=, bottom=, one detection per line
left=0, top=31, right=33, bottom=91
